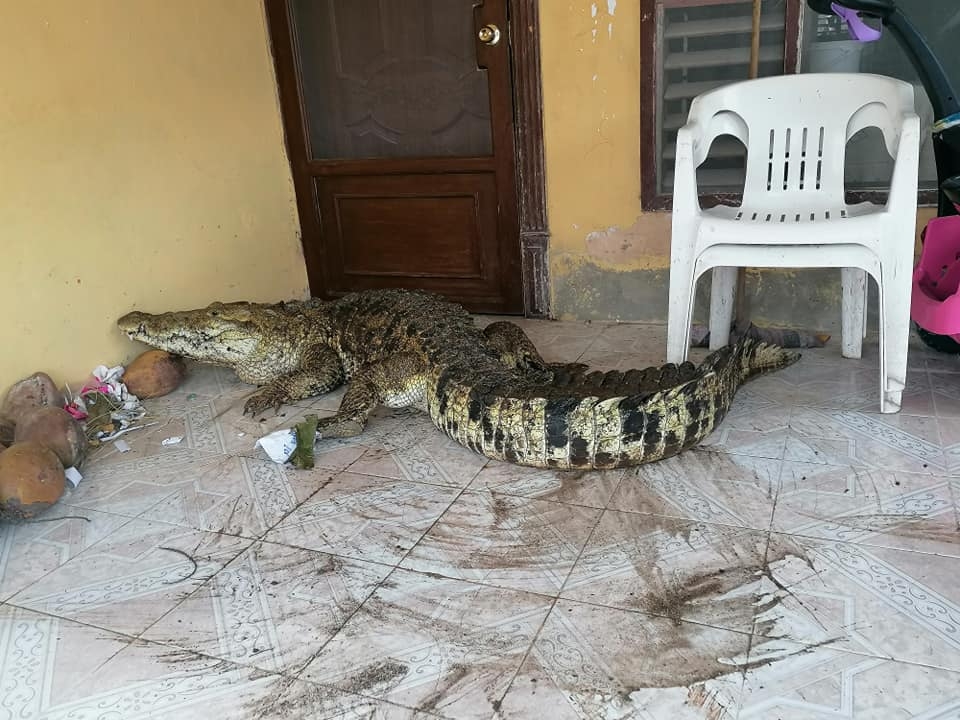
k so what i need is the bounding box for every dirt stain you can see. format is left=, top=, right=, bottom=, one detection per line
left=419, top=662, right=469, bottom=712
left=491, top=495, right=513, bottom=527
left=643, top=569, right=736, bottom=627
left=688, top=683, right=735, bottom=720
left=338, top=659, right=409, bottom=695
left=542, top=469, right=589, bottom=503
left=657, top=535, right=812, bottom=628
left=251, top=676, right=361, bottom=720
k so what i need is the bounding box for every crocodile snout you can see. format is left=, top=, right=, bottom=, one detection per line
left=117, top=311, right=149, bottom=338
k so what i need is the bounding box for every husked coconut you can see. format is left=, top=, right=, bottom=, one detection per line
left=123, top=350, right=186, bottom=398
left=0, top=372, right=64, bottom=426
left=0, top=442, right=66, bottom=520
left=15, top=406, right=88, bottom=468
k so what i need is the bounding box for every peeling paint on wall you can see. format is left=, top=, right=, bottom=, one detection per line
left=584, top=214, right=672, bottom=269
left=587, top=0, right=617, bottom=43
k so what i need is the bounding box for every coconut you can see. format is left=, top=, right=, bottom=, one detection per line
left=0, top=372, right=64, bottom=425
left=0, top=442, right=66, bottom=520
left=123, top=350, right=187, bottom=398
left=15, top=406, right=88, bottom=468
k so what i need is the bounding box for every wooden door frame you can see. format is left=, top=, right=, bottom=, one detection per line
left=263, top=0, right=551, bottom=318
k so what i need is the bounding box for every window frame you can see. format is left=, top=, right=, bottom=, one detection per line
left=639, top=0, right=937, bottom=211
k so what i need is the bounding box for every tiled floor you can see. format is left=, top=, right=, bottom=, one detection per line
left=4, top=318, right=960, bottom=719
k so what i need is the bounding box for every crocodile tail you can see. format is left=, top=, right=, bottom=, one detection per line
left=431, top=338, right=798, bottom=470
left=729, top=336, right=801, bottom=382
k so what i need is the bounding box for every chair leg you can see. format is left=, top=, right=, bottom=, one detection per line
left=861, top=274, right=869, bottom=340
left=878, top=270, right=911, bottom=414
left=667, top=266, right=698, bottom=365
left=841, top=267, right=867, bottom=359
left=709, top=267, right=738, bottom=350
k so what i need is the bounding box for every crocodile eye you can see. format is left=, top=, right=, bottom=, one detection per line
left=210, top=311, right=219, bottom=317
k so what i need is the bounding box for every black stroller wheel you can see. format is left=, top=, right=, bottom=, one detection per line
left=916, top=323, right=960, bottom=354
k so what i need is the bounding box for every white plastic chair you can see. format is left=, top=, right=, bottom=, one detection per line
left=666, top=73, right=920, bottom=413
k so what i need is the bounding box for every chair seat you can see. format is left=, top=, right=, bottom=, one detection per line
left=698, top=201, right=890, bottom=246
left=703, top=200, right=884, bottom=224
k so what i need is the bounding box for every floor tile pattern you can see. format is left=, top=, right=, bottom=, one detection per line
left=3, top=319, right=960, bottom=718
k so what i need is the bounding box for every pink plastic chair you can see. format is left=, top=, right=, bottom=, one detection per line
left=912, top=215, right=960, bottom=341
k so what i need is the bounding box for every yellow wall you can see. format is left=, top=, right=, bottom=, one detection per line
left=0, top=1, right=308, bottom=388
left=540, top=1, right=661, bottom=271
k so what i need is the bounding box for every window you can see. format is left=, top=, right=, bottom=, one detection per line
left=640, top=0, right=959, bottom=210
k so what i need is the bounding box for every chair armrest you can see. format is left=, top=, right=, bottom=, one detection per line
left=887, top=111, right=921, bottom=211
left=673, top=123, right=701, bottom=215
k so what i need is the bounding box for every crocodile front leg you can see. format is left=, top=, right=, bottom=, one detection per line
left=316, top=352, right=428, bottom=439
left=483, top=321, right=587, bottom=380
left=244, top=344, right=345, bottom=416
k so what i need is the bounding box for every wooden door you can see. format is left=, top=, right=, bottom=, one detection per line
left=267, top=0, right=524, bottom=314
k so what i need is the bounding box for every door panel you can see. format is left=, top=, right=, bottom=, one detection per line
left=319, top=172, right=500, bottom=294
left=268, top=0, right=523, bottom=313
left=290, top=0, right=493, bottom=159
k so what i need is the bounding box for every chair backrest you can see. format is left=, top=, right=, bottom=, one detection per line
left=686, top=73, right=915, bottom=209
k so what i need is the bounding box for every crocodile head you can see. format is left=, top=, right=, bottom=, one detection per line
left=117, top=302, right=269, bottom=367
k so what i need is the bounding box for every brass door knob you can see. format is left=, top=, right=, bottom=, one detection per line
left=478, top=24, right=501, bottom=46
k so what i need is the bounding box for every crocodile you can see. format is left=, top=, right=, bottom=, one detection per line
left=117, top=288, right=799, bottom=469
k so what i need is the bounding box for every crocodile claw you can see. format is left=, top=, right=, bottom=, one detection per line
left=243, top=391, right=283, bottom=417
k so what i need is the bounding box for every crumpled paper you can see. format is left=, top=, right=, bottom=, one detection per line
left=255, top=428, right=298, bottom=464
left=65, top=364, right=150, bottom=444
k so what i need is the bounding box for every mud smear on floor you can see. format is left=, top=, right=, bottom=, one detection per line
left=250, top=676, right=366, bottom=720
left=437, top=492, right=592, bottom=573
left=338, top=659, right=409, bottom=694
left=491, top=495, right=514, bottom=527
left=340, top=594, right=534, bottom=713
left=463, top=520, right=580, bottom=572
left=610, top=470, right=706, bottom=532
left=355, top=595, right=529, bottom=657
left=539, top=469, right=591, bottom=503
left=256, top=549, right=345, bottom=578
left=207, top=548, right=347, bottom=610
left=635, top=532, right=813, bottom=636
left=216, top=495, right=248, bottom=536
left=826, top=513, right=960, bottom=545
left=642, top=564, right=772, bottom=629
left=687, top=683, right=740, bottom=720
left=889, top=517, right=960, bottom=543
left=152, top=647, right=199, bottom=667
left=418, top=662, right=469, bottom=712
left=521, top=529, right=829, bottom=711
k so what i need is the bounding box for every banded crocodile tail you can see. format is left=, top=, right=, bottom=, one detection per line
left=435, top=337, right=799, bottom=470
left=713, top=335, right=801, bottom=384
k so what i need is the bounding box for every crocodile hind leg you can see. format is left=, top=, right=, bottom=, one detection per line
left=316, top=353, right=428, bottom=439
left=483, top=321, right=587, bottom=379
left=243, top=344, right=345, bottom=416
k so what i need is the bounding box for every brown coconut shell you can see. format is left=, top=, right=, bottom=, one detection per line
left=123, top=350, right=187, bottom=398
left=0, top=372, right=64, bottom=426
left=15, top=406, right=88, bottom=469
left=0, top=442, right=66, bottom=520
